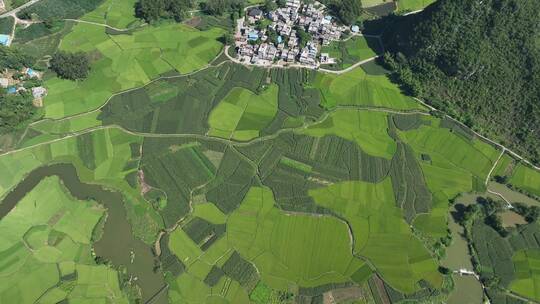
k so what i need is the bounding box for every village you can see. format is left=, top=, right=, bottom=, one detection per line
left=0, top=66, right=47, bottom=106
left=234, top=0, right=360, bottom=67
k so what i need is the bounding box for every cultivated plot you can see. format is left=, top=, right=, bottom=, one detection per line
left=43, top=22, right=224, bottom=118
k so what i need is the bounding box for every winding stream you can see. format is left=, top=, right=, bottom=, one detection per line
left=0, top=163, right=167, bottom=304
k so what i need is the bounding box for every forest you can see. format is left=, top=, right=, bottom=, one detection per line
left=381, top=0, right=540, bottom=164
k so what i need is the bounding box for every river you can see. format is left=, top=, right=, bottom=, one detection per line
left=0, top=163, right=167, bottom=304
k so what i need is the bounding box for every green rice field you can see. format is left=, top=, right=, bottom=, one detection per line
left=44, top=22, right=224, bottom=119
left=81, top=0, right=140, bottom=28
left=313, top=66, right=425, bottom=110
left=510, top=164, right=540, bottom=197
left=208, top=85, right=279, bottom=141
left=3, top=1, right=540, bottom=303
left=301, top=110, right=396, bottom=159
left=510, top=249, right=540, bottom=301
left=309, top=179, right=442, bottom=293
left=0, top=176, right=128, bottom=303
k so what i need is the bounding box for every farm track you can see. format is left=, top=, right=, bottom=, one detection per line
left=2, top=104, right=432, bottom=158
left=63, top=19, right=142, bottom=32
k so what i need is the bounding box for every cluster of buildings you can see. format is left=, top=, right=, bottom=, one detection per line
left=235, top=0, right=351, bottom=67
left=1, top=68, right=47, bottom=105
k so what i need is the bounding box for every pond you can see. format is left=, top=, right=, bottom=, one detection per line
left=0, top=163, right=167, bottom=303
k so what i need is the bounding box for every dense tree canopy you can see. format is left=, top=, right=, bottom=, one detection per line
left=135, top=0, right=193, bottom=22
left=0, top=45, right=33, bottom=71
left=0, top=91, right=36, bottom=132
left=50, top=51, right=90, bottom=80
left=382, top=0, right=540, bottom=164
left=325, top=0, right=362, bottom=25
left=263, top=0, right=277, bottom=12
left=203, top=0, right=245, bottom=16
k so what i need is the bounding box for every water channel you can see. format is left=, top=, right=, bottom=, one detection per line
left=0, top=163, right=167, bottom=304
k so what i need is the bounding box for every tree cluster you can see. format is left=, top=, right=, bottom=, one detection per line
left=263, top=0, right=277, bottom=13
left=325, top=0, right=362, bottom=25
left=0, top=46, right=33, bottom=71
left=381, top=0, right=540, bottom=164
left=513, top=203, right=540, bottom=223
left=0, top=90, right=36, bottom=132
left=294, top=26, right=312, bottom=48
left=50, top=51, right=90, bottom=81
left=203, top=0, right=245, bottom=16
left=135, top=0, right=193, bottom=22
left=478, top=197, right=508, bottom=237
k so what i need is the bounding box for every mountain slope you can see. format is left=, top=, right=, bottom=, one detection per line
left=382, top=0, right=540, bottom=164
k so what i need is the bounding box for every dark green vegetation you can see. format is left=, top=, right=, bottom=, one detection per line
left=1, top=0, right=540, bottom=303
left=0, top=46, right=38, bottom=132
left=382, top=0, right=540, bottom=164
left=0, top=91, right=36, bottom=132
left=457, top=197, right=540, bottom=303
left=0, top=163, right=165, bottom=303
left=0, top=17, right=15, bottom=35
left=135, top=0, right=194, bottom=22
left=203, top=0, right=246, bottom=16
left=0, top=45, right=33, bottom=70
left=50, top=51, right=90, bottom=80
left=324, top=0, right=363, bottom=25
left=17, top=0, right=104, bottom=20
left=98, top=63, right=323, bottom=136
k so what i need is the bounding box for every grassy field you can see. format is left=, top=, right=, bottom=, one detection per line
left=301, top=110, right=396, bottom=159
left=0, top=176, right=128, bottom=303
left=313, top=66, right=425, bottom=110
left=43, top=22, right=224, bottom=119
left=510, top=249, right=540, bottom=301
left=510, top=164, right=540, bottom=197
left=208, top=85, right=279, bottom=141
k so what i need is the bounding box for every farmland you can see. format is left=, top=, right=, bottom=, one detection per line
left=43, top=21, right=224, bottom=118
left=0, top=0, right=540, bottom=303
left=0, top=176, right=128, bottom=303
left=321, top=35, right=383, bottom=70
left=208, top=85, right=279, bottom=140
left=510, top=249, right=540, bottom=301
left=510, top=164, right=540, bottom=197
left=312, top=66, right=425, bottom=110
